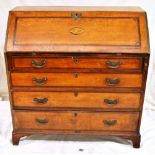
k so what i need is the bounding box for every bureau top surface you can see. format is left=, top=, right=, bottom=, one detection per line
left=12, top=6, right=145, bottom=12
left=5, top=6, right=149, bottom=54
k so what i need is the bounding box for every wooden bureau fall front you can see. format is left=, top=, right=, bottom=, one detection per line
left=5, top=6, right=150, bottom=148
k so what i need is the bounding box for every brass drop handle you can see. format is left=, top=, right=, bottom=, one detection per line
left=106, top=60, right=122, bottom=69
left=73, top=56, right=78, bottom=64
left=32, top=77, right=47, bottom=85
left=71, top=13, right=81, bottom=20
left=104, top=99, right=118, bottom=105
left=103, top=120, right=117, bottom=126
left=33, top=97, right=48, bottom=104
left=35, top=118, right=48, bottom=124
left=106, top=78, right=120, bottom=85
left=32, top=60, right=46, bottom=68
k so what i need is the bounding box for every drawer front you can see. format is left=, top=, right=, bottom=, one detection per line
left=77, top=112, right=139, bottom=131
left=11, top=73, right=142, bottom=88
left=14, top=17, right=140, bottom=46
left=14, top=111, right=139, bottom=131
left=12, top=92, right=141, bottom=109
left=14, top=111, right=75, bottom=130
left=13, top=57, right=142, bottom=70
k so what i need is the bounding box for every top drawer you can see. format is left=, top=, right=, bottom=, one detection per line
left=6, top=10, right=149, bottom=53
left=11, top=56, right=142, bottom=71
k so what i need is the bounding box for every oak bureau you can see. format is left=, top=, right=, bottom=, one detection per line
left=5, top=6, right=150, bottom=147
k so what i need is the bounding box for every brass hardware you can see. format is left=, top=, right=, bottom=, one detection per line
left=32, top=77, right=47, bottom=85
left=104, top=99, right=118, bottom=105
left=106, top=78, right=120, bottom=85
left=106, top=60, right=122, bottom=69
left=33, top=97, right=48, bottom=104
left=32, top=60, right=46, bottom=68
left=74, top=73, right=78, bottom=78
left=74, top=91, right=78, bottom=97
left=35, top=118, right=48, bottom=124
left=73, top=56, right=78, bottom=64
left=103, top=120, right=117, bottom=126
left=71, top=13, right=81, bottom=20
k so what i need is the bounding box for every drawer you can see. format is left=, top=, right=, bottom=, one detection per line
left=12, top=56, right=142, bottom=71
left=11, top=73, right=142, bottom=88
left=14, top=111, right=139, bottom=131
left=12, top=92, right=141, bottom=109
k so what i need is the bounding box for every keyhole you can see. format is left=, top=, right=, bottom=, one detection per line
left=74, top=73, right=78, bottom=78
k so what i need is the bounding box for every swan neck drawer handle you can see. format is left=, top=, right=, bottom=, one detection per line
left=104, top=99, right=118, bottom=105
left=32, top=77, right=47, bottom=85
left=35, top=118, right=48, bottom=124
left=103, top=120, right=117, bottom=126
left=32, top=60, right=46, bottom=68
left=33, top=97, right=48, bottom=104
left=106, top=78, right=120, bottom=85
left=106, top=61, right=122, bottom=69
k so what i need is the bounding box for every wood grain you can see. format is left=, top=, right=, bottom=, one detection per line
left=13, top=57, right=142, bottom=70
left=12, top=92, right=141, bottom=109
left=5, top=7, right=149, bottom=53
left=5, top=6, right=150, bottom=147
left=14, top=111, right=139, bottom=131
left=11, top=73, right=142, bottom=88
left=15, top=18, right=139, bottom=46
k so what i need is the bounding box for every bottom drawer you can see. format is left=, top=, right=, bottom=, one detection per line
left=14, top=111, right=139, bottom=132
